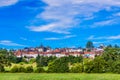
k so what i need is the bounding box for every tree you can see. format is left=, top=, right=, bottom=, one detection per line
left=7, top=50, right=18, bottom=63
left=84, top=57, right=107, bottom=73
left=67, top=55, right=83, bottom=64
left=101, top=47, right=120, bottom=73
left=92, top=57, right=107, bottom=73
left=0, top=49, right=11, bottom=72
left=102, top=48, right=120, bottom=61
left=112, top=60, right=120, bottom=73
left=86, top=41, right=94, bottom=51
left=36, top=55, right=57, bottom=67
left=47, top=57, right=69, bottom=73
left=36, top=54, right=42, bottom=67
left=107, top=44, right=112, bottom=48
left=114, top=44, right=119, bottom=48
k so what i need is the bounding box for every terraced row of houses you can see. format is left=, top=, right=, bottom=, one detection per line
left=14, top=46, right=104, bottom=59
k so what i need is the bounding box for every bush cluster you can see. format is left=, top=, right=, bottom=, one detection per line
left=10, top=66, right=34, bottom=73
left=34, top=67, right=45, bottom=73
left=0, top=65, right=5, bottom=72
left=10, top=66, right=45, bottom=73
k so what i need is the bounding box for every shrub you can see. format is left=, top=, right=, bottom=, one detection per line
left=34, top=67, right=45, bottom=73
left=10, top=66, right=19, bottom=73
left=18, top=66, right=26, bottom=72
left=112, top=61, right=120, bottom=74
left=0, top=65, right=5, bottom=72
left=19, top=62, right=25, bottom=65
left=25, top=66, right=33, bottom=73
left=29, top=58, right=36, bottom=64
left=70, top=63, right=83, bottom=73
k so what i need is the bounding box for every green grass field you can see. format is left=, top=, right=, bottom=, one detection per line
left=0, top=73, right=120, bottom=80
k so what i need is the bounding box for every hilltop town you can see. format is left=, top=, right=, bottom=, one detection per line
left=14, top=43, right=104, bottom=59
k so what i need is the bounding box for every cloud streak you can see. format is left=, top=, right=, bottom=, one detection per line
left=45, top=35, right=76, bottom=40
left=0, top=0, right=18, bottom=7
left=0, top=40, right=25, bottom=46
left=88, top=35, right=120, bottom=40
left=92, top=19, right=117, bottom=28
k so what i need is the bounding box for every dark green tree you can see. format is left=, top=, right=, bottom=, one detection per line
left=101, top=47, right=120, bottom=73
left=47, top=57, right=69, bottom=73
left=0, top=49, right=11, bottom=72
left=36, top=55, right=57, bottom=67
left=84, top=57, right=107, bottom=73
left=102, top=48, right=120, bottom=61
left=86, top=41, right=94, bottom=51
left=112, top=60, right=120, bottom=73
left=114, top=44, right=119, bottom=48
left=107, top=44, right=112, bottom=48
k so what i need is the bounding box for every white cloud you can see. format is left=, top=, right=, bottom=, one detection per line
left=92, top=19, right=116, bottom=28
left=28, top=0, right=120, bottom=33
left=88, top=35, right=120, bottom=40
left=93, top=40, right=112, bottom=45
left=45, top=35, right=76, bottom=40
left=0, top=0, right=18, bottom=7
left=108, top=35, right=120, bottom=39
left=44, top=37, right=60, bottom=40
left=64, top=35, right=76, bottom=38
left=28, top=23, right=70, bottom=34
left=0, top=40, right=25, bottom=46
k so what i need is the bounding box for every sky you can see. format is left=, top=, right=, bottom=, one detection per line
left=0, top=0, right=120, bottom=49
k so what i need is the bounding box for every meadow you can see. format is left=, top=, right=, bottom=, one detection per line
left=0, top=73, right=120, bottom=80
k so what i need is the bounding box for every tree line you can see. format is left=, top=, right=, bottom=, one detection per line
left=0, top=46, right=120, bottom=73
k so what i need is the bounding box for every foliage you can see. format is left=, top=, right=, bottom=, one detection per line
left=18, top=66, right=26, bottom=72
left=47, top=57, right=69, bottom=73
left=67, top=55, right=83, bottom=64
left=102, top=48, right=120, bottom=61
left=14, top=57, right=28, bottom=64
left=70, top=63, right=83, bottom=73
left=36, top=55, right=57, bottom=67
left=0, top=65, right=5, bottom=72
left=84, top=57, right=107, bottom=73
left=10, top=66, right=19, bottom=73
left=112, top=60, right=120, bottom=74
left=101, top=47, right=120, bottom=73
left=25, top=66, right=33, bottom=73
left=34, top=67, right=45, bottom=73
left=1, top=47, right=120, bottom=74
left=0, top=49, right=11, bottom=72
left=29, top=58, right=36, bottom=64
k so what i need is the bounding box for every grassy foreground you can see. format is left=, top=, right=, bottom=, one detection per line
left=0, top=73, right=120, bottom=80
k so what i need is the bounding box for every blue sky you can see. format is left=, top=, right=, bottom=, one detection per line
left=0, top=0, right=120, bottom=49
